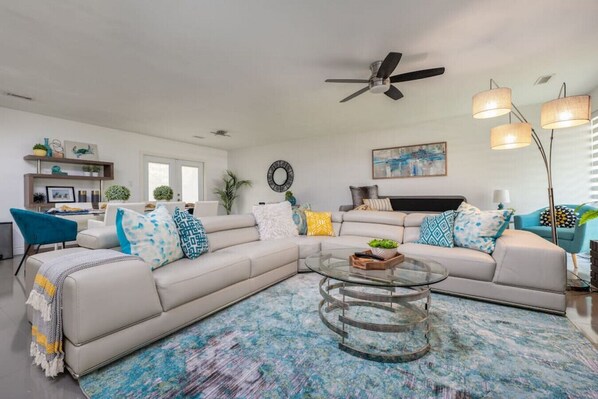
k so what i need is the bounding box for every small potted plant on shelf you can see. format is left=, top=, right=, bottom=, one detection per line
left=368, top=238, right=399, bottom=260
left=153, top=185, right=174, bottom=201
left=33, top=192, right=46, bottom=204
left=105, top=185, right=131, bottom=202
left=32, top=144, right=47, bottom=157
left=91, top=165, right=101, bottom=177
left=82, top=165, right=92, bottom=176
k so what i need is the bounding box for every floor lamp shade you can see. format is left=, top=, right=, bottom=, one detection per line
left=490, top=123, right=532, bottom=150
left=472, top=87, right=512, bottom=119
left=540, top=95, right=591, bottom=129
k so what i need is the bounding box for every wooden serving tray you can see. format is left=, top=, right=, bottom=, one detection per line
left=350, top=250, right=405, bottom=270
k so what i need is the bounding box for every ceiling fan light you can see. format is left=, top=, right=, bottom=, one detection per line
left=540, top=95, right=591, bottom=129
left=472, top=87, right=512, bottom=119
left=490, top=123, right=532, bottom=150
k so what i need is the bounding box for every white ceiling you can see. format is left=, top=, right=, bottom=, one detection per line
left=1, top=0, right=598, bottom=150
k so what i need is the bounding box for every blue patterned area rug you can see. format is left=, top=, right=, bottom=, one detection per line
left=79, top=273, right=598, bottom=398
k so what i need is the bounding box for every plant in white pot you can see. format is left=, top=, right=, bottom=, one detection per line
left=153, top=185, right=174, bottom=201
left=368, top=238, right=399, bottom=260
left=91, top=165, right=101, bottom=177
left=82, top=165, right=92, bottom=176
left=105, top=185, right=131, bottom=202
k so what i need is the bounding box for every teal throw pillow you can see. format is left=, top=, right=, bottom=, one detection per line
left=173, top=207, right=209, bottom=259
left=116, top=206, right=183, bottom=269
left=292, top=209, right=308, bottom=235
left=416, top=210, right=455, bottom=248
left=453, top=202, right=512, bottom=254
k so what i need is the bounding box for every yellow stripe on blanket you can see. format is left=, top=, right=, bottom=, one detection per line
left=34, top=274, right=57, bottom=297
left=31, top=326, right=62, bottom=354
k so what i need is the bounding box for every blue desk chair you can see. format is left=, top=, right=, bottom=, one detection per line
left=10, top=208, right=78, bottom=276
left=514, top=204, right=598, bottom=269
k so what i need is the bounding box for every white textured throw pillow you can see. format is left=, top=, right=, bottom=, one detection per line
left=252, top=202, right=299, bottom=240
left=363, top=198, right=393, bottom=211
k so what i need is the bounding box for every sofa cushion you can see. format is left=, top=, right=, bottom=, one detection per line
left=343, top=210, right=406, bottom=226
left=252, top=202, right=298, bottom=240
left=77, top=226, right=120, bottom=249
left=173, top=208, right=209, bottom=259
left=152, top=252, right=251, bottom=311
left=364, top=198, right=393, bottom=211
left=350, top=185, right=379, bottom=207
left=207, top=227, right=260, bottom=252
left=320, top=235, right=372, bottom=251
left=403, top=227, right=420, bottom=243
left=404, top=213, right=437, bottom=227
left=523, top=226, right=575, bottom=241
left=283, top=236, right=330, bottom=259
left=200, top=214, right=256, bottom=233
left=453, top=202, right=512, bottom=254
left=340, top=222, right=403, bottom=242
left=220, top=240, right=298, bottom=277
left=399, top=242, right=497, bottom=281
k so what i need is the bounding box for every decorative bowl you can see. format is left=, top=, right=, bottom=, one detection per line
left=370, top=247, right=398, bottom=260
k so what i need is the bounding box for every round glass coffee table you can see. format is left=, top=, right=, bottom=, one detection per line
left=305, top=249, right=448, bottom=362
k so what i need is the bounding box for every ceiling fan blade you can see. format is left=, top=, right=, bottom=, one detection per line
left=390, top=67, right=445, bottom=83
left=340, top=86, right=369, bottom=103
left=377, top=52, right=402, bottom=78
left=385, top=85, right=404, bottom=101
left=325, top=79, right=369, bottom=83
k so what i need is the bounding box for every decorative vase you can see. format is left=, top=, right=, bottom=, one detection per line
left=44, top=138, right=53, bottom=157
left=287, top=196, right=297, bottom=206
left=91, top=172, right=99, bottom=177
left=370, top=247, right=398, bottom=260
left=84, top=172, right=91, bottom=176
left=33, top=149, right=47, bottom=157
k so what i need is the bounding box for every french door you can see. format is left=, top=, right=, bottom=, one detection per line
left=143, top=155, right=204, bottom=203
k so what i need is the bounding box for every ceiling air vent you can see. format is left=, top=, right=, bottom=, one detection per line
left=4, top=91, right=33, bottom=101
left=534, top=74, right=554, bottom=86
left=193, top=135, right=205, bottom=139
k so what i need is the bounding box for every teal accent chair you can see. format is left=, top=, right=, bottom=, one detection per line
left=10, top=208, right=78, bottom=276
left=514, top=204, right=598, bottom=268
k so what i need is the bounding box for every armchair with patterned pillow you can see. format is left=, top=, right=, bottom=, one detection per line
left=514, top=204, right=598, bottom=269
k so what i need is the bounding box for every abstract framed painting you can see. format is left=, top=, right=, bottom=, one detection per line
left=372, top=142, right=447, bottom=179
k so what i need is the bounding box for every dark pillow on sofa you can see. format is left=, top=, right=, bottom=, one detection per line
left=539, top=206, right=577, bottom=228
left=349, top=185, right=379, bottom=207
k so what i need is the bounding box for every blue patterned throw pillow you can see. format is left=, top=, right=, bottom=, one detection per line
left=416, top=211, right=455, bottom=248
left=173, top=207, right=209, bottom=259
left=453, top=202, right=512, bottom=254
left=116, top=206, right=183, bottom=269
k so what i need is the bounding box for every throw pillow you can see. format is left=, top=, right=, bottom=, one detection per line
left=292, top=208, right=308, bottom=235
left=364, top=198, right=393, bottom=211
left=116, top=206, right=184, bottom=269
left=353, top=204, right=374, bottom=211
left=252, top=201, right=298, bottom=240
left=305, top=211, right=335, bottom=236
left=539, top=206, right=577, bottom=228
left=172, top=207, right=209, bottom=259
left=416, top=211, right=456, bottom=248
left=453, top=202, right=512, bottom=254
left=349, top=185, right=379, bottom=207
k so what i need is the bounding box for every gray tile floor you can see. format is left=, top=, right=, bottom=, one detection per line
left=0, top=252, right=595, bottom=398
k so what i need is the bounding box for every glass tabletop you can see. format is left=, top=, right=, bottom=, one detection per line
left=305, top=249, right=448, bottom=288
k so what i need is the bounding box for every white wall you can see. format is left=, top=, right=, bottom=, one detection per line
left=230, top=102, right=594, bottom=215
left=0, top=107, right=228, bottom=254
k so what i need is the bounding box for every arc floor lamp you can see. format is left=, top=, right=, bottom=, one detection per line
left=472, top=80, right=591, bottom=245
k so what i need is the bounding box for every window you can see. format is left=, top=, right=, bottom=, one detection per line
left=143, top=155, right=204, bottom=203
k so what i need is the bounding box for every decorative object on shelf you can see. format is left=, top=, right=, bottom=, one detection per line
left=51, top=165, right=67, bottom=176
left=32, top=143, right=47, bottom=157
left=472, top=79, right=591, bottom=245
left=367, top=238, right=399, bottom=260
left=493, top=189, right=510, bottom=210
left=267, top=160, right=294, bottom=192
left=285, top=190, right=296, bottom=206
left=50, top=139, right=64, bottom=158
left=153, top=185, right=174, bottom=201
left=33, top=193, right=46, bottom=204
left=46, top=186, right=75, bottom=203
left=43, top=137, right=53, bottom=157
left=91, top=190, right=101, bottom=209
left=105, top=185, right=131, bottom=202
left=213, top=170, right=252, bottom=215
left=82, top=165, right=92, bottom=176
left=540, top=205, right=577, bottom=228
left=64, top=140, right=99, bottom=160
left=372, top=142, right=447, bottom=179
left=91, top=165, right=101, bottom=177
left=78, top=190, right=88, bottom=203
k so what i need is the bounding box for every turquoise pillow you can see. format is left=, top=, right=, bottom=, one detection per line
left=292, top=209, right=308, bottom=235
left=453, top=202, right=512, bottom=254
left=116, top=206, right=183, bottom=269
left=416, top=211, right=455, bottom=248
left=172, top=207, right=209, bottom=259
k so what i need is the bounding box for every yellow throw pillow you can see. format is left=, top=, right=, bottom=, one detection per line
left=305, top=211, right=335, bottom=236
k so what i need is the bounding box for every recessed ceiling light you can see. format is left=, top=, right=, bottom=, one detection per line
left=3, top=91, right=33, bottom=101
left=534, top=74, right=554, bottom=86
left=193, top=135, right=205, bottom=139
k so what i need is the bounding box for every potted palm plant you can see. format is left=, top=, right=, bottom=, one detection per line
left=214, top=170, right=252, bottom=215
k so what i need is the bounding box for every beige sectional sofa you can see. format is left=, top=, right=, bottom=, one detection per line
left=25, top=210, right=566, bottom=377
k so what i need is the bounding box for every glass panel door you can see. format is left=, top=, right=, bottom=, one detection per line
left=143, top=155, right=204, bottom=203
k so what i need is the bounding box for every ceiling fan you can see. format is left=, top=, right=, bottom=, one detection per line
left=325, top=52, right=445, bottom=103
left=211, top=130, right=231, bottom=137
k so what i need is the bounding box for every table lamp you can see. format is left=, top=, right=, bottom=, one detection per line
left=493, top=189, right=510, bottom=210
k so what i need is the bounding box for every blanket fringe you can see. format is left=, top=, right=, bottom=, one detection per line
left=30, top=342, right=64, bottom=378
left=26, top=290, right=52, bottom=322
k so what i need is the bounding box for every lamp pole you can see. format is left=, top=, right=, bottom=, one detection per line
left=489, top=79, right=558, bottom=245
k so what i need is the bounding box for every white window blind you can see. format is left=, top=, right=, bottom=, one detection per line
left=591, top=113, right=598, bottom=200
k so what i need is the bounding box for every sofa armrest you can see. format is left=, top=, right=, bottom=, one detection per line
left=77, top=226, right=119, bottom=249
left=86, top=219, right=106, bottom=229
left=62, top=257, right=162, bottom=345
left=339, top=205, right=354, bottom=212
left=513, top=211, right=541, bottom=229
left=492, top=230, right=566, bottom=292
